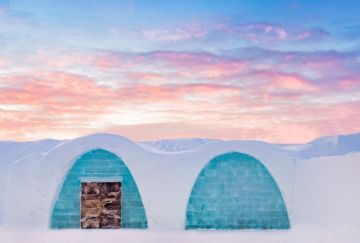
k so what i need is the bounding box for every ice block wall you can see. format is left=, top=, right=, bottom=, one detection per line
left=186, top=152, right=290, bottom=229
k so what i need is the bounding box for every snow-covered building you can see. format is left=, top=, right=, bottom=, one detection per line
left=0, top=133, right=359, bottom=231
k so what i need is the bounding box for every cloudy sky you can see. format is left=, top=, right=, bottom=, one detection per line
left=0, top=0, right=359, bottom=143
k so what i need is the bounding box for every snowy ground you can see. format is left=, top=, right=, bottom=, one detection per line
left=1, top=226, right=359, bottom=243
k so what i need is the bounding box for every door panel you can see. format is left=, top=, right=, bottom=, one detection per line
left=81, top=182, right=121, bottom=229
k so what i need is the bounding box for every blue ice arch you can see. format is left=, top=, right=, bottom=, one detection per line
left=50, top=149, right=147, bottom=229
left=185, top=152, right=290, bottom=230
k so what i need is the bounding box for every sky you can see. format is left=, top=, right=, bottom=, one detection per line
left=0, top=0, right=359, bottom=143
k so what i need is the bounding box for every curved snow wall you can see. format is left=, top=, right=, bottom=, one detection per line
left=50, top=149, right=147, bottom=229
left=186, top=152, right=290, bottom=230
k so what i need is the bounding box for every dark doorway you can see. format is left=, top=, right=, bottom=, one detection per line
left=81, top=182, right=121, bottom=229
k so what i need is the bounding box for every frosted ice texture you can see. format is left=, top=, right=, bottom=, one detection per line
left=186, top=152, right=290, bottom=229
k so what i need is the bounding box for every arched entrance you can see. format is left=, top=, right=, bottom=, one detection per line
left=50, top=149, right=147, bottom=229
left=186, top=152, right=290, bottom=229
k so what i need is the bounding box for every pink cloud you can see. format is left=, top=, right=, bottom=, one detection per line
left=142, top=21, right=330, bottom=44
left=127, top=72, right=166, bottom=82
left=0, top=47, right=359, bottom=142
left=0, top=58, right=9, bottom=67
left=340, top=78, right=360, bottom=89
left=293, top=27, right=330, bottom=41
left=143, top=23, right=207, bottom=42
left=253, top=71, right=319, bottom=92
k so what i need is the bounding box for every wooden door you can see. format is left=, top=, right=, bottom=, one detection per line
left=81, top=182, right=121, bottom=229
